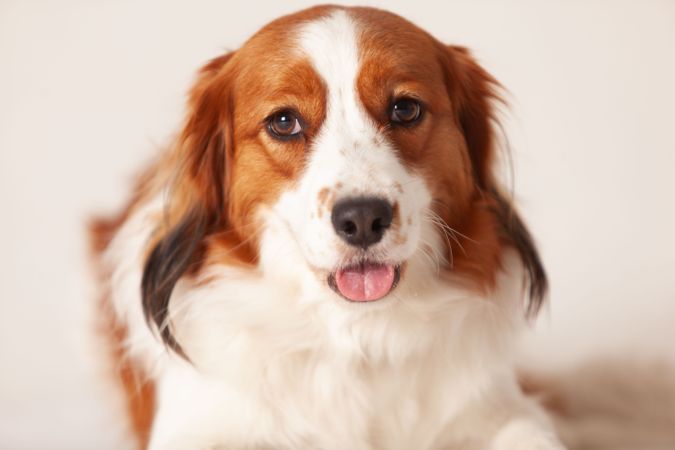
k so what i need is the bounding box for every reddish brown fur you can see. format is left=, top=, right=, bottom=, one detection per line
left=352, top=8, right=507, bottom=292
left=166, top=9, right=329, bottom=259
left=89, top=210, right=156, bottom=449
left=99, top=297, right=156, bottom=449
left=90, top=5, right=546, bottom=447
left=89, top=9, right=333, bottom=446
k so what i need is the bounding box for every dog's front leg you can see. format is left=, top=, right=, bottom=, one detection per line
left=442, top=375, right=566, bottom=450
left=485, top=378, right=566, bottom=450
left=146, top=364, right=236, bottom=450
left=146, top=373, right=217, bottom=450
left=490, top=417, right=566, bottom=450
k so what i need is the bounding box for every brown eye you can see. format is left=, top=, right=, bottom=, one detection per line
left=268, top=110, right=303, bottom=139
left=390, top=98, right=422, bottom=125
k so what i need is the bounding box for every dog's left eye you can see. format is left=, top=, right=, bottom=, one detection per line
left=390, top=98, right=422, bottom=125
left=268, top=110, right=303, bottom=139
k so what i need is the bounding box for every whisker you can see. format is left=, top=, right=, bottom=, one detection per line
left=185, top=223, right=266, bottom=272
left=422, top=219, right=454, bottom=268
left=427, top=216, right=467, bottom=257
left=424, top=208, right=479, bottom=260
left=417, top=238, right=442, bottom=273
left=425, top=248, right=441, bottom=273
left=426, top=203, right=478, bottom=241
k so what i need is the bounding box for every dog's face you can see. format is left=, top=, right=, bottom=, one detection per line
left=257, top=10, right=473, bottom=303
left=141, top=6, right=546, bottom=353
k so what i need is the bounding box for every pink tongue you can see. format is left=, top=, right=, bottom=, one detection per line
left=335, top=264, right=395, bottom=302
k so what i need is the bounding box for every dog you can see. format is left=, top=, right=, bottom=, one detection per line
left=90, top=5, right=567, bottom=449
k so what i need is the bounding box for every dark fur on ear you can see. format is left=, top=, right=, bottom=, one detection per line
left=141, top=53, right=235, bottom=356
left=490, top=188, right=548, bottom=317
left=445, top=45, right=548, bottom=315
left=141, top=208, right=208, bottom=358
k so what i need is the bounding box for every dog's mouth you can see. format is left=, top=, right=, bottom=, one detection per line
left=327, top=262, right=401, bottom=302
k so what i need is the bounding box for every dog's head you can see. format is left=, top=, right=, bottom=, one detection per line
left=141, top=6, right=546, bottom=355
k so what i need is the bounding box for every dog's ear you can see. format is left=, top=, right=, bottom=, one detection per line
left=178, top=52, right=236, bottom=218
left=141, top=52, right=236, bottom=357
left=444, top=46, right=548, bottom=316
left=443, top=45, right=501, bottom=190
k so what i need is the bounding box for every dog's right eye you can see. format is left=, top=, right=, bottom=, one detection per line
left=268, top=110, right=303, bottom=140
left=390, top=98, right=423, bottom=125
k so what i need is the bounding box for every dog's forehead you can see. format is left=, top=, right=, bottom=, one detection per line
left=296, top=10, right=358, bottom=71
left=226, top=6, right=451, bottom=147
left=296, top=8, right=441, bottom=86
left=235, top=7, right=442, bottom=92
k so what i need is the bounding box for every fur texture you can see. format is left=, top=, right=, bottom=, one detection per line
left=90, top=6, right=566, bottom=450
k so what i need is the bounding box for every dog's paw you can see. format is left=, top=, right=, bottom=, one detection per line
left=491, top=418, right=566, bottom=450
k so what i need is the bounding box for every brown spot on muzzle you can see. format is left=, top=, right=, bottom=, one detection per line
left=391, top=202, right=400, bottom=229
left=317, top=186, right=336, bottom=218
left=388, top=202, right=407, bottom=246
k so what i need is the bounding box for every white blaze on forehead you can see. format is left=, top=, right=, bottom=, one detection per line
left=299, top=8, right=358, bottom=65
left=298, top=9, right=374, bottom=145
left=294, top=9, right=405, bottom=196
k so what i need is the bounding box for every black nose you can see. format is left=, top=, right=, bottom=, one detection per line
left=331, top=197, right=393, bottom=249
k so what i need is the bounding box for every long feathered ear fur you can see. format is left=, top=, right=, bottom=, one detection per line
left=141, top=52, right=236, bottom=357
left=445, top=45, right=548, bottom=317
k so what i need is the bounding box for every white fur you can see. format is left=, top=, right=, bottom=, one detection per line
left=281, top=10, right=428, bottom=273
left=103, top=10, right=564, bottom=450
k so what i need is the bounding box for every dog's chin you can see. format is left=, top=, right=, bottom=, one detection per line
left=326, top=261, right=403, bottom=303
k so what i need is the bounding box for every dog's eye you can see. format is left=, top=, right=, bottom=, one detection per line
left=268, top=110, right=303, bottom=139
left=390, top=98, right=422, bottom=125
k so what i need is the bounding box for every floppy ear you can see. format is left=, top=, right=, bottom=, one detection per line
left=444, top=45, right=501, bottom=190
left=445, top=45, right=548, bottom=317
left=141, top=52, right=235, bottom=357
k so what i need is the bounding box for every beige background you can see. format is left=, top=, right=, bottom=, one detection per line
left=1, top=0, right=674, bottom=448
